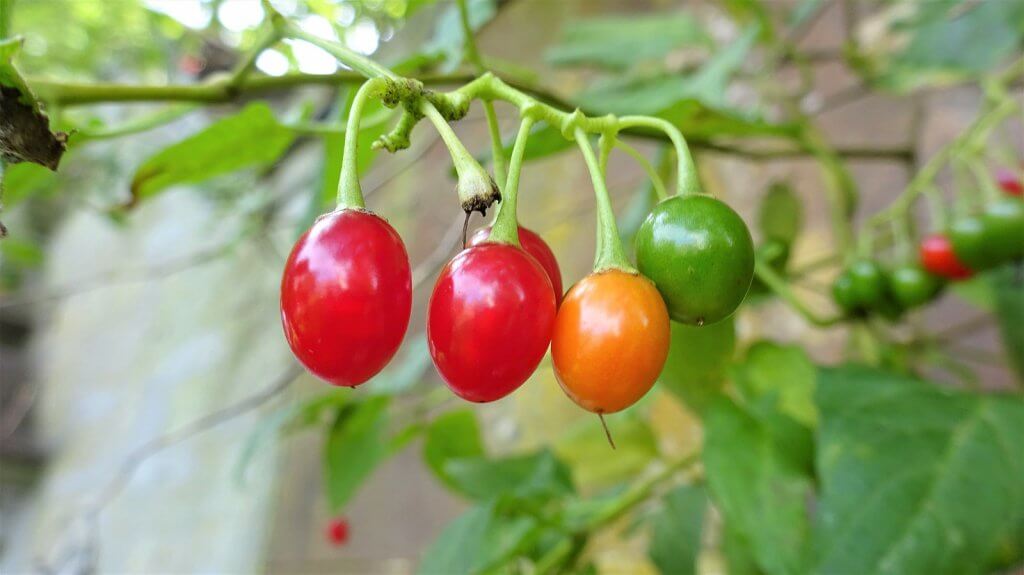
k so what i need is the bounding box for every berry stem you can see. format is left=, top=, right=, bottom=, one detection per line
left=617, top=116, right=700, bottom=197
left=488, top=116, right=535, bottom=246
left=336, top=79, right=385, bottom=209
left=614, top=139, right=668, bottom=201
left=575, top=128, right=633, bottom=273
left=421, top=101, right=499, bottom=214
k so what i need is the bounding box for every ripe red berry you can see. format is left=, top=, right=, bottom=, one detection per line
left=326, top=517, right=350, bottom=546
left=468, top=225, right=563, bottom=305
left=995, top=168, right=1023, bottom=197
left=427, top=243, right=556, bottom=403
left=919, top=233, right=973, bottom=280
left=281, top=209, right=412, bottom=387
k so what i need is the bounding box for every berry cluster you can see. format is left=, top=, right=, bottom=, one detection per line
left=833, top=173, right=1024, bottom=319
left=280, top=194, right=753, bottom=417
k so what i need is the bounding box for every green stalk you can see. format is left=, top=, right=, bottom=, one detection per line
left=421, top=101, right=499, bottom=214
left=0, top=0, right=12, bottom=38
left=336, top=78, right=385, bottom=209
left=488, top=116, right=534, bottom=246
left=286, top=25, right=395, bottom=80
left=614, top=139, right=668, bottom=201
left=575, top=128, right=632, bottom=273
left=617, top=116, right=700, bottom=197
left=753, top=260, right=842, bottom=327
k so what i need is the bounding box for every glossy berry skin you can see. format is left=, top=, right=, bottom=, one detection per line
left=983, top=198, right=1024, bottom=262
left=920, top=234, right=973, bottom=280
left=427, top=243, right=556, bottom=403
left=469, top=225, right=563, bottom=305
left=889, top=265, right=943, bottom=310
left=848, top=260, right=887, bottom=309
left=280, top=209, right=412, bottom=387
left=326, top=518, right=350, bottom=546
left=635, top=195, right=755, bottom=326
left=950, top=215, right=1000, bottom=271
left=551, top=270, right=670, bottom=414
left=996, top=168, right=1023, bottom=197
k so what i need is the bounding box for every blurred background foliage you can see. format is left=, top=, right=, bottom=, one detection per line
left=1, top=0, right=1023, bottom=574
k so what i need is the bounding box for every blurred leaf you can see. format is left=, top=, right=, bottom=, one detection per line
left=554, top=410, right=659, bottom=488
left=1, top=160, right=57, bottom=206
left=234, top=403, right=298, bottom=486
left=129, top=103, right=295, bottom=205
left=1, top=38, right=66, bottom=169
left=704, top=396, right=812, bottom=575
left=659, top=318, right=736, bottom=416
left=577, top=25, right=758, bottom=113
left=0, top=236, right=43, bottom=266
left=443, top=449, right=574, bottom=502
left=722, top=0, right=776, bottom=41
left=546, top=13, right=710, bottom=70
left=417, top=501, right=537, bottom=575
left=649, top=485, right=707, bottom=575
left=423, top=409, right=485, bottom=491
left=813, top=365, right=1024, bottom=574
left=990, top=266, right=1024, bottom=385
left=950, top=272, right=994, bottom=311
left=324, top=396, right=415, bottom=512
left=861, top=0, right=1024, bottom=91
left=365, top=333, right=433, bottom=395
left=759, top=182, right=802, bottom=244
left=427, top=0, right=496, bottom=72
left=734, top=341, right=818, bottom=428
left=790, top=0, right=826, bottom=26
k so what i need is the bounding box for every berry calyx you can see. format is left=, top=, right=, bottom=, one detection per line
left=280, top=209, right=412, bottom=387
left=469, top=225, right=563, bottom=305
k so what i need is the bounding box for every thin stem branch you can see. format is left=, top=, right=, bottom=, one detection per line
left=489, top=116, right=534, bottom=246
left=337, top=78, right=384, bottom=208
left=575, top=128, right=630, bottom=272
left=754, top=260, right=843, bottom=327
left=618, top=115, right=700, bottom=196
left=614, top=139, right=667, bottom=201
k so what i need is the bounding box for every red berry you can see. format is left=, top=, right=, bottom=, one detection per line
left=281, top=209, right=412, bottom=387
left=326, top=517, right=349, bottom=546
left=995, top=168, right=1023, bottom=196
left=919, top=233, right=973, bottom=280
left=468, top=225, right=563, bottom=305
left=427, top=243, right=556, bottom=402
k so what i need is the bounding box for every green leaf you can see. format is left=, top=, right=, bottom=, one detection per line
left=0, top=38, right=66, bottom=169
left=649, top=485, right=707, bottom=575
left=129, top=103, right=295, bottom=205
left=1, top=160, right=57, bottom=206
left=862, top=0, right=1024, bottom=91
left=417, top=502, right=537, bottom=575
left=324, top=396, right=411, bottom=512
left=813, top=365, right=1024, bottom=574
left=546, top=13, right=710, bottom=70
left=991, top=266, right=1024, bottom=385
left=759, top=182, right=802, bottom=244
left=554, top=410, right=659, bottom=488
left=733, top=341, right=818, bottom=428
left=659, top=318, right=736, bottom=415
left=704, top=396, right=812, bottom=575
left=423, top=410, right=485, bottom=491
left=364, top=333, right=433, bottom=395
left=443, top=449, right=575, bottom=502
left=577, top=25, right=758, bottom=113
left=0, top=236, right=43, bottom=266
left=427, top=0, right=496, bottom=72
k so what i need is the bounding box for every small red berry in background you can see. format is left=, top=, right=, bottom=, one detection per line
left=326, top=517, right=350, bottom=546
left=919, top=233, right=973, bottom=280
left=995, top=168, right=1023, bottom=196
